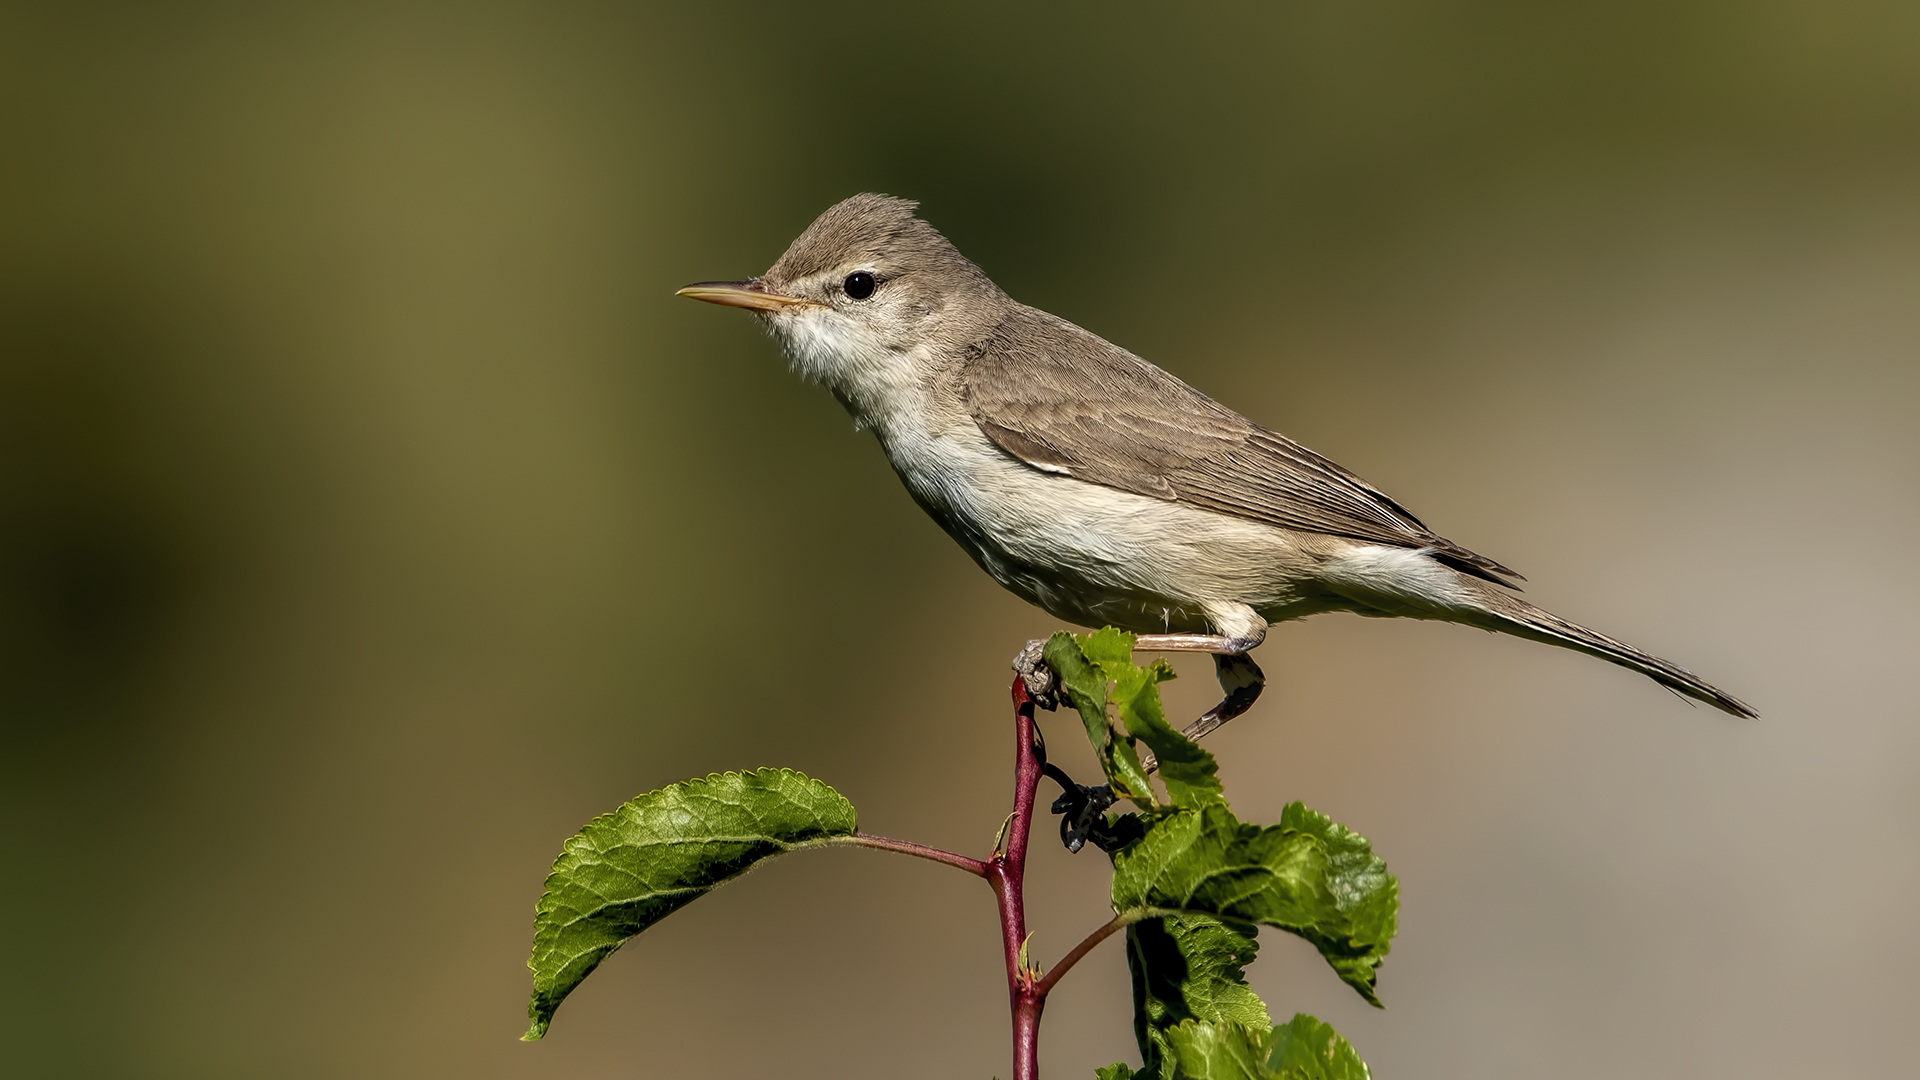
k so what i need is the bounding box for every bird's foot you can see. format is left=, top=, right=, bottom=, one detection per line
left=1132, top=650, right=1267, bottom=774
left=1184, top=652, right=1265, bottom=742
left=1011, top=638, right=1059, bottom=711
left=1017, top=631, right=1266, bottom=788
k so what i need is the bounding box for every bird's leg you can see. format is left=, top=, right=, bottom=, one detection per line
left=1014, top=632, right=1267, bottom=771
left=1010, top=632, right=1266, bottom=851
left=1186, top=651, right=1265, bottom=742
left=1129, top=635, right=1267, bottom=773
left=1127, top=633, right=1259, bottom=654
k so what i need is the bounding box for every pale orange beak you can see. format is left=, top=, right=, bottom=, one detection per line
left=675, top=279, right=821, bottom=313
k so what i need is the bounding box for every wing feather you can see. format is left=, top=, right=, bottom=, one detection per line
left=960, top=306, right=1522, bottom=586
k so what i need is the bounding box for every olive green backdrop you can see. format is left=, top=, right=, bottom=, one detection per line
left=3, top=3, right=1916, bottom=1077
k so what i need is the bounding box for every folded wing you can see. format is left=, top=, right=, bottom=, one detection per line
left=960, top=306, right=1522, bottom=587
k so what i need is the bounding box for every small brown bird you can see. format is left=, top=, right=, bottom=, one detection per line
left=679, top=194, right=1755, bottom=731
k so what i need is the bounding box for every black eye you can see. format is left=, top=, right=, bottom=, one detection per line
left=842, top=271, right=876, bottom=300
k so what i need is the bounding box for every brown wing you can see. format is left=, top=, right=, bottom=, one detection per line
left=960, top=305, right=1522, bottom=586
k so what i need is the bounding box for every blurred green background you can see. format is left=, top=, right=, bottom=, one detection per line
left=3, top=2, right=1917, bottom=1077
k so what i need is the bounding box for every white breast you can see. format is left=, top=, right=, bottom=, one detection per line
left=868, top=379, right=1329, bottom=632
left=767, top=308, right=1362, bottom=634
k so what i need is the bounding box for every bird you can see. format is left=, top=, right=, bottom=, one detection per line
left=677, top=193, right=1756, bottom=740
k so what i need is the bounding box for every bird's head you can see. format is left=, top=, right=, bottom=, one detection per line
left=678, top=194, right=1004, bottom=401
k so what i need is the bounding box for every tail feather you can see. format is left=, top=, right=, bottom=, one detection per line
left=1465, top=584, right=1758, bottom=718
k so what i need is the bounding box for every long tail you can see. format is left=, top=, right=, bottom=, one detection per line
left=1459, top=581, right=1757, bottom=718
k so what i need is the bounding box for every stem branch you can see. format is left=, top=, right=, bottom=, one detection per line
left=1034, top=914, right=1131, bottom=998
left=845, top=833, right=990, bottom=878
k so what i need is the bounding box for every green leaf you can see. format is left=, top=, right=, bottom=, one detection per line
left=1046, top=627, right=1224, bottom=809
left=1159, top=1015, right=1371, bottom=1080
left=1044, top=631, right=1155, bottom=805
left=1266, top=1014, right=1370, bottom=1080
left=1121, top=920, right=1373, bottom=1079
left=1096, top=1065, right=1139, bottom=1080
left=1104, top=653, right=1222, bottom=810
left=1162, top=1020, right=1273, bottom=1080
left=1080, top=624, right=1139, bottom=669
left=1127, top=915, right=1271, bottom=1078
left=1111, top=804, right=1396, bottom=1005
left=524, top=768, right=857, bottom=1039
left=1279, top=804, right=1397, bottom=960
left=1129, top=916, right=1270, bottom=1034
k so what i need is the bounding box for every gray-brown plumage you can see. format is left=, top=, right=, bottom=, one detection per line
left=679, top=193, right=1756, bottom=720
left=961, top=305, right=1522, bottom=586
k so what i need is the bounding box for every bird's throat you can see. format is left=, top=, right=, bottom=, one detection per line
left=771, top=311, right=926, bottom=435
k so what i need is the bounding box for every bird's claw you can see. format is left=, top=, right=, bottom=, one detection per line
left=1012, top=638, right=1059, bottom=710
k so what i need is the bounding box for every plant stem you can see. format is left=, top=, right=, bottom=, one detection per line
left=845, top=833, right=989, bottom=877
left=854, top=678, right=1087, bottom=1077
left=1034, top=914, right=1130, bottom=998
left=988, top=675, right=1046, bottom=1080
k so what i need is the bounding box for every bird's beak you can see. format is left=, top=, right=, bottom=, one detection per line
left=675, top=279, right=820, bottom=313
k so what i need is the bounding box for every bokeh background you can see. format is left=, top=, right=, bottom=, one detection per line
left=4, top=2, right=1917, bottom=1077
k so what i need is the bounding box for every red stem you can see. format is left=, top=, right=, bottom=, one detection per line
left=1034, top=915, right=1129, bottom=999
left=857, top=677, right=1125, bottom=1077
left=846, top=833, right=990, bottom=877
left=989, top=676, right=1046, bottom=1080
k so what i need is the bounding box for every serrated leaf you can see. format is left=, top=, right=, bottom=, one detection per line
left=1127, top=915, right=1271, bottom=1078
left=1080, top=625, right=1139, bottom=669
left=1278, top=804, right=1397, bottom=958
left=1129, top=916, right=1270, bottom=1033
left=1266, top=1014, right=1370, bottom=1080
left=1045, top=631, right=1155, bottom=805
left=1111, top=804, right=1396, bottom=1005
left=1104, top=653, right=1222, bottom=810
left=1158, top=1015, right=1371, bottom=1080
left=524, top=768, right=857, bottom=1039
left=1047, top=628, right=1224, bottom=809
left=1161, top=1020, right=1273, bottom=1080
